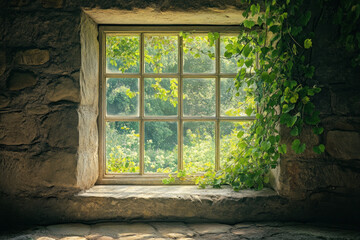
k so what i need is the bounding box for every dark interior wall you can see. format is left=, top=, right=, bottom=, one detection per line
left=0, top=0, right=359, bottom=224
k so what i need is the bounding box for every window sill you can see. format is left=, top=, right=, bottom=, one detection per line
left=75, top=185, right=285, bottom=223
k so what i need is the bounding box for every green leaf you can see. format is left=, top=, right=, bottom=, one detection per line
left=245, top=107, right=254, bottom=116
left=244, top=20, right=255, bottom=29
left=243, top=44, right=252, bottom=57
left=245, top=59, right=254, bottom=67
left=279, top=144, right=287, bottom=154
left=291, top=139, right=306, bottom=154
left=290, top=126, right=299, bottom=136
left=313, top=127, right=324, bottom=135
left=237, top=131, right=245, bottom=138
left=313, top=144, right=325, bottom=154
left=304, top=39, right=312, bottom=49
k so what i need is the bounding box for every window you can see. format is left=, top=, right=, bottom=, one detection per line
left=98, top=26, right=255, bottom=184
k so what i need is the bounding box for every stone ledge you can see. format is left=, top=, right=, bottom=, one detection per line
left=72, top=186, right=287, bottom=224
left=77, top=185, right=278, bottom=199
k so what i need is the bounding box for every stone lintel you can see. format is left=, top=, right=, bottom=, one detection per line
left=83, top=7, right=249, bottom=25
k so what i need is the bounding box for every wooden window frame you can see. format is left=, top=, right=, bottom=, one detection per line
left=97, top=25, right=255, bottom=184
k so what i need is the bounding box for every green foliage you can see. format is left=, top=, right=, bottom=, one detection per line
left=104, top=0, right=360, bottom=190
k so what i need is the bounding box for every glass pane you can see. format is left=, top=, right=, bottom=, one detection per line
left=183, top=35, right=215, bottom=73
left=145, top=35, right=178, bottom=73
left=106, top=35, right=140, bottom=73
left=220, top=36, right=239, bottom=73
left=106, top=121, right=139, bottom=173
left=183, top=122, right=215, bottom=173
left=145, top=78, right=178, bottom=116
left=145, top=122, right=178, bottom=173
left=183, top=78, right=215, bottom=116
left=106, top=78, right=139, bottom=116
left=220, top=35, right=255, bottom=73
left=220, top=121, right=251, bottom=168
left=220, top=78, right=256, bottom=116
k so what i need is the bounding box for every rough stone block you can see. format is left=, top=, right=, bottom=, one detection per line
left=326, top=131, right=360, bottom=160
left=188, top=223, right=232, bottom=234
left=15, top=49, right=50, bottom=65
left=7, top=71, right=37, bottom=90
left=280, top=126, right=320, bottom=158
left=0, top=94, right=10, bottom=108
left=41, top=0, right=63, bottom=8
left=46, top=77, right=80, bottom=103
left=0, top=50, right=5, bottom=76
left=0, top=112, right=38, bottom=145
left=43, top=108, right=79, bottom=148
left=47, top=223, right=91, bottom=236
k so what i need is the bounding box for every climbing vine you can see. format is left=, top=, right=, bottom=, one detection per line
left=190, top=0, right=360, bottom=190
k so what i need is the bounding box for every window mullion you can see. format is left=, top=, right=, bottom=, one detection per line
left=140, top=33, right=145, bottom=175
left=215, top=33, right=221, bottom=171
left=178, top=35, right=184, bottom=171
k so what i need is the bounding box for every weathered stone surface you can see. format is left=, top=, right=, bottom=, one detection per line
left=278, top=159, right=360, bottom=199
left=47, top=223, right=90, bottom=236
left=37, top=237, right=57, bottom=240
left=46, top=77, right=80, bottom=103
left=25, top=104, right=49, bottom=115
left=41, top=0, right=63, bottom=8
left=15, top=49, right=50, bottom=65
left=43, top=109, right=79, bottom=148
left=0, top=112, right=38, bottom=145
left=0, top=50, right=5, bottom=76
left=0, top=94, right=10, bottom=108
left=7, top=71, right=37, bottom=90
left=91, top=223, right=157, bottom=238
left=326, top=131, right=360, bottom=160
left=80, top=13, right=99, bottom=108
left=9, top=0, right=30, bottom=7
left=188, top=223, right=232, bottom=235
left=77, top=106, right=98, bottom=188
left=3, top=222, right=360, bottom=240
left=280, top=126, right=320, bottom=158
left=59, top=237, right=87, bottom=240
left=151, top=222, right=194, bottom=238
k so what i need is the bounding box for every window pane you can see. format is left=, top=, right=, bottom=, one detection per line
left=145, top=122, right=178, bottom=173
left=220, top=121, right=251, bottom=168
left=183, top=78, right=215, bottom=116
left=220, top=36, right=239, bottom=73
left=220, top=35, right=255, bottom=73
left=106, top=121, right=139, bottom=173
left=145, top=78, right=178, bottom=116
left=106, top=35, right=140, bottom=73
left=145, top=35, right=178, bottom=73
left=183, top=35, right=215, bottom=73
left=106, top=78, right=139, bottom=116
left=183, top=122, right=215, bottom=173
left=220, top=78, right=255, bottom=116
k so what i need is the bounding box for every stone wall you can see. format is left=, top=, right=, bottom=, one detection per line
left=273, top=2, right=360, bottom=209
left=0, top=0, right=359, bottom=225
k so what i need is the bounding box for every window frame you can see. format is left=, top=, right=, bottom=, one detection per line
left=98, top=25, right=255, bottom=184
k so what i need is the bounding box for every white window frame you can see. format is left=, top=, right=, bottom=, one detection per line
left=97, top=26, right=255, bottom=184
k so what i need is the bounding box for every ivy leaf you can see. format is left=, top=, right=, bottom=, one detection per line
left=245, top=107, right=254, bottom=116
left=243, top=44, right=252, bottom=57
left=313, top=144, right=325, bottom=154
left=291, top=139, right=306, bottom=154
left=313, top=127, right=324, bottom=135
left=245, top=59, right=254, bottom=67
left=237, top=131, right=245, bottom=138
left=244, top=20, right=255, bottom=29
left=290, top=126, right=299, bottom=136
left=304, top=39, right=312, bottom=49
left=278, top=144, right=287, bottom=154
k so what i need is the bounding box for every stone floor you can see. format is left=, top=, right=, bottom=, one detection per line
left=1, top=222, right=359, bottom=240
